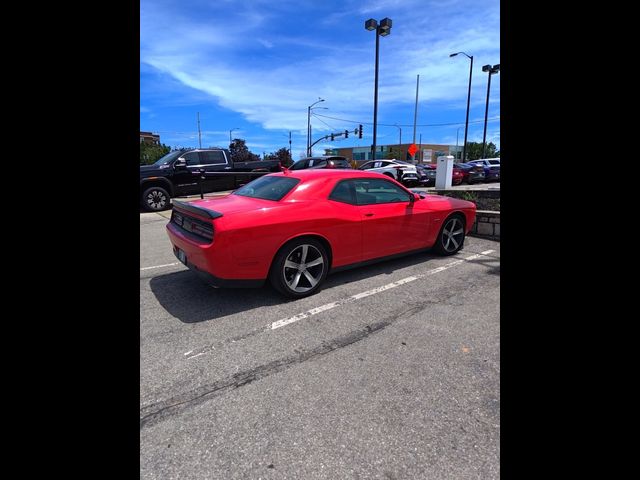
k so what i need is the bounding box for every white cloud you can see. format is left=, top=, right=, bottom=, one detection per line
left=141, top=0, right=499, bottom=145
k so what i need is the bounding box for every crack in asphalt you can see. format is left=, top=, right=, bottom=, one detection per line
left=140, top=320, right=391, bottom=430
left=140, top=249, right=498, bottom=430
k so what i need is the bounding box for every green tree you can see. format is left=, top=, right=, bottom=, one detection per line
left=275, top=147, right=293, bottom=167
left=140, top=142, right=171, bottom=165
left=265, top=147, right=293, bottom=166
left=385, top=147, right=406, bottom=160
left=229, top=138, right=261, bottom=163
left=465, top=141, right=499, bottom=160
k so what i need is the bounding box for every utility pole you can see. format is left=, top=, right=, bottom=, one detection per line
left=288, top=131, right=292, bottom=159
left=411, top=74, right=419, bottom=163
left=197, top=112, right=202, bottom=148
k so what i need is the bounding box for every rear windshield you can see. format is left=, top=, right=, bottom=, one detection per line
left=233, top=176, right=300, bottom=201
left=332, top=159, right=351, bottom=168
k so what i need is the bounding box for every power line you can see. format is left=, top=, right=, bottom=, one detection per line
left=312, top=113, right=500, bottom=128
left=311, top=113, right=338, bottom=131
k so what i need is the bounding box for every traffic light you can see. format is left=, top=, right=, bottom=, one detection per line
left=358, top=125, right=363, bottom=138
left=330, top=133, right=334, bottom=141
left=344, top=129, right=349, bottom=138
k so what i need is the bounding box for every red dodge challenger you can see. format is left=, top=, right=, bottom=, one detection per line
left=166, top=169, right=476, bottom=298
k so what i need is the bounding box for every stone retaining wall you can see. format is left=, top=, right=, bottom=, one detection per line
left=470, top=210, right=500, bottom=240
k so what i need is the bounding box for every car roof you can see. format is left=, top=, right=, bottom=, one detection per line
left=298, top=156, right=347, bottom=160
left=273, top=169, right=391, bottom=181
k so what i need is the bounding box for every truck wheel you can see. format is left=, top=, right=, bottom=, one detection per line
left=142, top=186, right=170, bottom=212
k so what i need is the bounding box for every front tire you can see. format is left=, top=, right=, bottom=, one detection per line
left=269, top=238, right=328, bottom=298
left=142, top=186, right=170, bottom=212
left=433, top=215, right=466, bottom=255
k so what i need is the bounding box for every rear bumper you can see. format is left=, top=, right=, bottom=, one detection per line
left=167, top=222, right=266, bottom=288
left=172, top=245, right=264, bottom=288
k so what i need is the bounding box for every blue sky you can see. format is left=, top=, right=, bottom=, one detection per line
left=140, top=0, right=500, bottom=159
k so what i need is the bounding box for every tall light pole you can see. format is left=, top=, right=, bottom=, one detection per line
left=481, top=64, right=500, bottom=158
left=450, top=52, right=473, bottom=162
left=394, top=123, right=402, bottom=145
left=229, top=128, right=239, bottom=147
left=307, top=98, right=324, bottom=156
left=456, top=126, right=463, bottom=160
left=365, top=17, right=392, bottom=162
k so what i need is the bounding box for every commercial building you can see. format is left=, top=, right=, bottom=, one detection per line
left=140, top=131, right=160, bottom=145
left=328, top=143, right=463, bottom=165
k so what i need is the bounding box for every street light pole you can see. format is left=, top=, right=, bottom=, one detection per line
left=229, top=128, right=239, bottom=147
left=394, top=124, right=402, bottom=145
left=365, top=18, right=392, bottom=162
left=450, top=52, right=473, bottom=162
left=307, top=98, right=324, bottom=156
left=481, top=64, right=500, bottom=158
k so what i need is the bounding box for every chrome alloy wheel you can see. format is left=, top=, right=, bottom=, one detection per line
left=283, top=244, right=325, bottom=293
left=147, top=189, right=167, bottom=210
left=441, top=217, right=465, bottom=253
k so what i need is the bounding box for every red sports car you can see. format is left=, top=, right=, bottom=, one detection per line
left=166, top=170, right=476, bottom=298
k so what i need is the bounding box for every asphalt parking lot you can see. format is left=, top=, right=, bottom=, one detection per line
left=140, top=211, right=500, bottom=479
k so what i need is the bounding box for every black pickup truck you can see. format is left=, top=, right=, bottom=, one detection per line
left=140, top=148, right=282, bottom=211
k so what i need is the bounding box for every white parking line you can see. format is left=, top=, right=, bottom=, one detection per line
left=270, top=249, right=494, bottom=330
left=183, top=249, right=496, bottom=359
left=140, top=262, right=180, bottom=271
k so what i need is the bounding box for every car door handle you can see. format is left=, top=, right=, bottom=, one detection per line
left=224, top=166, right=232, bottom=170
left=364, top=213, right=374, bottom=217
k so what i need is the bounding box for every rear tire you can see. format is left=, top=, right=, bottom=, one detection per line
left=433, top=215, right=466, bottom=255
left=142, top=186, right=170, bottom=212
left=269, top=238, right=328, bottom=298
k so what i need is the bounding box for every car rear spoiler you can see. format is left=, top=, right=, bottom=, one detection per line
left=172, top=200, right=223, bottom=219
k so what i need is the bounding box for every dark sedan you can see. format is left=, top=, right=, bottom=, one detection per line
left=454, top=162, right=486, bottom=184
left=416, top=164, right=437, bottom=186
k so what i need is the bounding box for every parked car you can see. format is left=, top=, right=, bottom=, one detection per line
left=357, top=159, right=419, bottom=187
left=452, top=167, right=464, bottom=185
left=454, top=162, right=486, bottom=184
left=289, top=156, right=352, bottom=170
left=166, top=170, right=476, bottom=298
left=140, top=148, right=282, bottom=212
left=466, top=158, right=500, bottom=182
left=416, top=164, right=437, bottom=186
left=417, top=164, right=463, bottom=185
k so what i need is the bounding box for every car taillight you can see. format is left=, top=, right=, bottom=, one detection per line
left=191, top=223, right=213, bottom=241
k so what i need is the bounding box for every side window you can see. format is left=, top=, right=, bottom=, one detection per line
left=290, top=160, right=307, bottom=170
left=360, top=162, right=373, bottom=170
left=328, top=180, right=356, bottom=205
left=353, top=178, right=411, bottom=205
left=183, top=152, right=200, bottom=166
left=199, top=150, right=227, bottom=165
left=314, top=160, right=327, bottom=168
left=373, top=161, right=383, bottom=168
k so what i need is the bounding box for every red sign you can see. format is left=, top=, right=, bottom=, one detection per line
left=408, top=144, right=418, bottom=156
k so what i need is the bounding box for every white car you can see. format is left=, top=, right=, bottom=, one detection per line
left=357, top=159, right=419, bottom=187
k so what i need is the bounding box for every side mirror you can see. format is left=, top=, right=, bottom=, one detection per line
left=174, top=158, right=187, bottom=168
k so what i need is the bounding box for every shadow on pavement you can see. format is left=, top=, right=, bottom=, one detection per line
left=148, top=249, right=490, bottom=324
